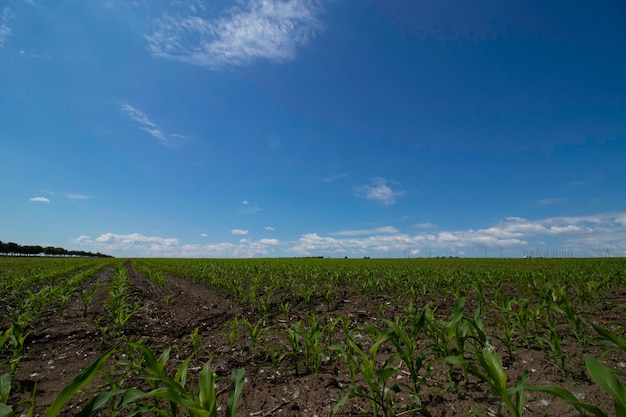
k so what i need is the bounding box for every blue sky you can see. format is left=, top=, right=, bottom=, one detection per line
left=1, top=0, right=625, bottom=258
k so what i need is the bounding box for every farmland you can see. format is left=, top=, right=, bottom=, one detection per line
left=1, top=257, right=625, bottom=416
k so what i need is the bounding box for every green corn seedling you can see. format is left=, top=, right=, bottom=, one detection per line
left=81, top=283, right=99, bottom=317
left=333, top=327, right=402, bottom=417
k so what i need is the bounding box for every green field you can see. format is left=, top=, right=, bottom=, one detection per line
left=1, top=257, right=625, bottom=416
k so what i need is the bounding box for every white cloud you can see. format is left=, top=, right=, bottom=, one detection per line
left=265, top=226, right=275, bottom=231
left=74, top=232, right=280, bottom=257
left=29, top=197, right=50, bottom=203
left=242, top=200, right=249, bottom=205
left=357, top=178, right=404, bottom=206
left=145, top=0, right=325, bottom=69
left=74, top=233, right=181, bottom=257
left=333, top=226, right=399, bottom=236
left=119, top=102, right=188, bottom=146
left=291, top=213, right=626, bottom=257
left=200, top=233, right=208, bottom=238
left=71, top=213, right=626, bottom=258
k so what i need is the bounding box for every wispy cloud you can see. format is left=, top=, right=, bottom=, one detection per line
left=535, top=197, right=566, bottom=205
left=241, top=200, right=262, bottom=213
left=333, top=226, right=399, bottom=236
left=66, top=193, right=89, bottom=200
left=200, top=233, right=208, bottom=238
left=322, top=173, right=348, bottom=182
left=119, top=102, right=188, bottom=146
left=265, top=226, right=275, bottom=231
left=412, top=222, right=437, bottom=229
left=29, top=196, right=50, bottom=203
left=357, top=178, right=405, bottom=206
left=0, top=7, right=14, bottom=48
left=231, top=229, right=249, bottom=235
left=145, top=0, right=326, bottom=69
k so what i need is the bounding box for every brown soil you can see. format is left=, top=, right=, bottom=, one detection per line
left=8, top=263, right=626, bottom=416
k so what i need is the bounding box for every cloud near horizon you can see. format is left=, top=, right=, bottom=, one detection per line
left=145, top=0, right=326, bottom=69
left=71, top=212, right=626, bottom=258
left=73, top=233, right=280, bottom=257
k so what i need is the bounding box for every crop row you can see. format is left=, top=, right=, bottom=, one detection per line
left=1, top=257, right=625, bottom=416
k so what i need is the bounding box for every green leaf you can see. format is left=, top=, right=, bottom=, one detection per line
left=0, top=402, right=15, bottom=417
left=44, top=347, right=116, bottom=417
left=585, top=356, right=626, bottom=417
left=74, top=389, right=126, bottom=417
left=329, top=392, right=350, bottom=417
left=225, top=368, right=245, bottom=417
left=198, top=362, right=218, bottom=416
left=514, top=384, right=609, bottom=417
left=376, top=367, right=397, bottom=383
left=593, top=324, right=626, bottom=353
left=481, top=344, right=506, bottom=392
left=0, top=374, right=10, bottom=404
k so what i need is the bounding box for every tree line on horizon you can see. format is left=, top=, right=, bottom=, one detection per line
left=0, top=240, right=112, bottom=258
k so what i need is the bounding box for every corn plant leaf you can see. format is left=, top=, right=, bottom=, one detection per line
left=585, top=356, right=626, bottom=417
left=329, top=392, right=351, bottom=417
left=593, top=324, right=626, bottom=352
left=512, top=384, right=609, bottom=417
left=44, top=346, right=116, bottom=417
left=174, top=355, right=193, bottom=388
left=0, top=327, right=13, bottom=351
left=481, top=344, right=507, bottom=392
left=376, top=367, right=398, bottom=383
left=0, top=402, right=14, bottom=417
left=0, top=373, right=10, bottom=404
left=225, top=368, right=245, bottom=417
left=198, top=362, right=218, bottom=416
left=452, top=296, right=466, bottom=324
left=74, top=389, right=126, bottom=417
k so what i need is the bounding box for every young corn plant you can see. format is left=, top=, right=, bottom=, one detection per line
left=42, top=343, right=246, bottom=417
left=227, top=317, right=241, bottom=350
left=292, top=313, right=336, bottom=376
left=536, top=321, right=568, bottom=377
left=332, top=326, right=402, bottom=417
left=282, top=325, right=303, bottom=377
left=550, top=288, right=589, bottom=352
left=446, top=342, right=528, bottom=417
left=382, top=312, right=430, bottom=415
left=106, top=267, right=141, bottom=338
left=0, top=325, right=29, bottom=417
left=424, top=297, right=471, bottom=388
left=494, top=298, right=518, bottom=361
left=81, top=283, right=99, bottom=318
left=240, top=315, right=271, bottom=357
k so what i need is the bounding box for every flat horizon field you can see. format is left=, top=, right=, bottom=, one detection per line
left=1, top=256, right=625, bottom=416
